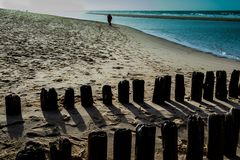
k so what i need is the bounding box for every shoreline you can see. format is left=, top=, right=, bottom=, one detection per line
left=115, top=23, right=240, bottom=63
left=88, top=12, right=240, bottom=22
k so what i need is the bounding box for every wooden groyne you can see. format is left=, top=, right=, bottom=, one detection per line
left=5, top=70, right=240, bottom=159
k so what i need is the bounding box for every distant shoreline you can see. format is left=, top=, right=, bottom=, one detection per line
left=89, top=12, right=240, bottom=22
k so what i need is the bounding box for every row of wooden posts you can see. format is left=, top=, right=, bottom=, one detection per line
left=16, top=109, right=240, bottom=160
left=5, top=70, right=240, bottom=115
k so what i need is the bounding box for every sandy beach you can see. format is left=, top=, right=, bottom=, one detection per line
left=0, top=9, right=239, bottom=159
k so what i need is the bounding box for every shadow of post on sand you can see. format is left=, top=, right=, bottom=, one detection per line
left=83, top=105, right=107, bottom=128
left=66, top=107, right=87, bottom=131
left=105, top=104, right=128, bottom=123
left=6, top=114, right=24, bottom=139
left=42, top=109, right=67, bottom=134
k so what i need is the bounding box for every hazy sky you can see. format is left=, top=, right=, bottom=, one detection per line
left=0, top=0, right=240, bottom=13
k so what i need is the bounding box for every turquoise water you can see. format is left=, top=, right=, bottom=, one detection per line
left=58, top=11, right=240, bottom=60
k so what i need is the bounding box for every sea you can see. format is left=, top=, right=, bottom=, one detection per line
left=57, top=11, right=240, bottom=61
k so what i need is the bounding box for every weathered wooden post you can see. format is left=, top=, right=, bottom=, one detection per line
left=118, top=80, right=129, bottom=104
left=152, top=76, right=166, bottom=104
left=207, top=114, right=225, bottom=160
left=161, top=120, right=178, bottom=160
left=224, top=108, right=240, bottom=158
left=50, top=142, right=60, bottom=160
left=88, top=131, right=107, bottom=160
left=203, top=71, right=214, bottom=101
left=229, top=70, right=240, bottom=98
left=186, top=115, right=204, bottom=160
left=175, top=74, right=185, bottom=102
left=64, top=88, right=75, bottom=109
left=135, top=124, right=156, bottom=160
left=16, top=144, right=46, bottom=160
left=40, top=88, right=48, bottom=111
left=59, top=138, right=72, bottom=160
left=239, top=84, right=240, bottom=96
left=114, top=129, right=132, bottom=160
left=164, top=75, right=172, bottom=101
left=153, top=76, right=161, bottom=104
left=80, top=85, right=93, bottom=107
left=191, top=72, right=204, bottom=102
left=48, top=88, right=58, bottom=110
left=102, top=85, right=112, bottom=105
left=215, top=71, right=227, bottom=101
left=224, top=113, right=234, bottom=158
left=132, top=79, right=145, bottom=103
left=5, top=94, right=21, bottom=115
left=40, top=88, right=58, bottom=111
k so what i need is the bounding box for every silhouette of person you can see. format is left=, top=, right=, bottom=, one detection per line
left=107, top=14, right=112, bottom=26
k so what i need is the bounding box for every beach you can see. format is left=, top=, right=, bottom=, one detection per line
left=0, top=9, right=239, bottom=159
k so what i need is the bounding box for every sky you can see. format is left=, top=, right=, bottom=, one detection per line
left=0, top=0, right=240, bottom=13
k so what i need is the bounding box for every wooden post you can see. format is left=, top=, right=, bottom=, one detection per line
left=88, top=131, right=107, bottom=160
left=161, top=120, right=178, bottom=160
left=239, top=84, right=240, bottom=96
left=118, top=80, right=129, bottom=104
left=175, top=74, right=185, bottom=102
left=224, top=113, right=235, bottom=158
left=153, top=77, right=161, bottom=104
left=5, top=94, right=21, bottom=115
left=186, top=115, right=204, bottom=160
left=132, top=79, right=145, bottom=103
left=191, top=72, right=204, bottom=102
left=152, top=76, right=166, bottom=104
left=215, top=71, right=227, bottom=101
left=229, top=70, right=240, bottom=98
left=40, top=88, right=48, bottom=111
left=207, top=114, right=225, bottom=160
left=48, top=88, right=58, bottom=110
left=40, top=88, right=58, bottom=111
left=80, top=85, right=93, bottom=107
left=203, top=71, right=214, bottom=101
left=114, top=129, right=132, bottom=160
left=135, top=124, right=156, bottom=160
left=59, top=138, right=72, bottom=160
left=102, top=85, right=112, bottom=105
left=50, top=142, right=60, bottom=160
left=16, top=144, right=46, bottom=160
left=164, top=75, right=172, bottom=101
left=64, top=88, right=75, bottom=109
left=228, top=108, right=240, bottom=157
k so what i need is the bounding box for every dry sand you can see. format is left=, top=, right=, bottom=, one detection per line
left=0, top=9, right=239, bottom=159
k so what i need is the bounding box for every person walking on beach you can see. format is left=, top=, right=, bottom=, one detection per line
left=107, top=14, right=112, bottom=26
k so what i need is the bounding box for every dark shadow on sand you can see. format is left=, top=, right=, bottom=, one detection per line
left=136, top=101, right=165, bottom=119
left=105, top=104, right=128, bottom=123
left=179, top=101, right=209, bottom=118
left=167, top=100, right=196, bottom=116
left=42, top=109, right=67, bottom=133
left=229, top=156, right=240, bottom=160
left=6, top=114, right=24, bottom=139
left=154, top=101, right=188, bottom=118
left=200, top=101, right=227, bottom=114
left=83, top=105, right=107, bottom=128
left=226, top=99, right=240, bottom=108
left=211, top=100, right=231, bottom=112
left=66, top=107, right=87, bottom=131
left=122, top=103, right=150, bottom=122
